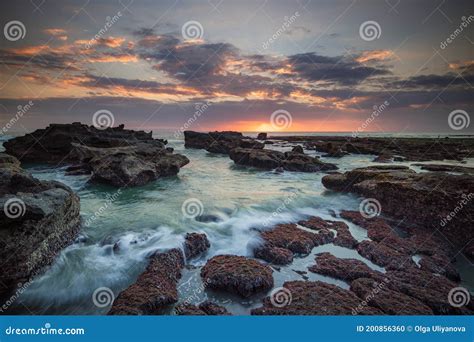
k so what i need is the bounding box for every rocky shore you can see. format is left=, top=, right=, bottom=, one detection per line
left=0, top=153, right=81, bottom=299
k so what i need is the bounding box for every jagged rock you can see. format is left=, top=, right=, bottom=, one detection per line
left=0, top=153, right=81, bottom=299
left=254, top=245, right=294, bottom=265
left=183, top=233, right=210, bottom=259
left=109, top=249, right=184, bottom=315
left=229, top=148, right=337, bottom=172
left=308, top=252, right=382, bottom=282
left=184, top=131, right=243, bottom=149
left=200, top=255, right=273, bottom=298
left=291, top=145, right=304, bottom=154
left=298, top=216, right=357, bottom=249
left=251, top=281, right=383, bottom=315
left=350, top=278, right=434, bottom=315
left=257, top=133, right=267, bottom=140
left=372, top=154, right=393, bottom=163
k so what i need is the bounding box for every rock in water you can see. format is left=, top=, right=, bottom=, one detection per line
left=109, top=248, right=184, bottom=315
left=257, top=133, right=267, bottom=140
left=183, top=232, right=210, bottom=259
left=0, top=153, right=81, bottom=299
left=200, top=255, right=273, bottom=297
left=4, top=123, right=189, bottom=187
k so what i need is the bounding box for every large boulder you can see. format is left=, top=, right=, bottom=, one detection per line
left=322, top=166, right=474, bottom=257
left=183, top=232, right=210, bottom=260
left=200, top=255, right=273, bottom=297
left=0, top=153, right=81, bottom=299
left=109, top=248, right=184, bottom=315
left=229, top=148, right=337, bottom=172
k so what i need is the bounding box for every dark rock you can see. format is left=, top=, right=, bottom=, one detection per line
left=308, top=252, right=382, bottom=282
left=251, top=281, right=383, bottom=315
left=254, top=245, right=294, bottom=265
left=183, top=233, right=210, bottom=260
left=0, top=153, right=81, bottom=299
left=200, top=255, right=273, bottom=298
left=350, top=278, right=434, bottom=315
left=291, top=145, right=304, bottom=154
left=412, top=163, right=474, bottom=175
left=175, top=301, right=231, bottom=315
left=229, top=148, right=337, bottom=172
left=372, top=154, right=393, bottom=163
left=184, top=131, right=243, bottom=149
left=109, top=248, right=184, bottom=315
left=298, top=216, right=357, bottom=248
left=257, top=133, right=267, bottom=140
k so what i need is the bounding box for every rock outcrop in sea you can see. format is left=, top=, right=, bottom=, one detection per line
left=0, top=153, right=81, bottom=299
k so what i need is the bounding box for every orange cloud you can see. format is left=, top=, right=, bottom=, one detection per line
left=44, top=28, right=68, bottom=41
left=356, top=50, right=393, bottom=63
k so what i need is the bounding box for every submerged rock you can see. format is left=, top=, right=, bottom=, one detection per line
left=109, top=248, right=184, bottom=315
left=251, top=281, right=383, bottom=315
left=183, top=232, right=210, bottom=260
left=0, top=153, right=81, bottom=299
left=200, top=255, right=273, bottom=297
left=229, top=148, right=337, bottom=172
left=298, top=216, right=357, bottom=249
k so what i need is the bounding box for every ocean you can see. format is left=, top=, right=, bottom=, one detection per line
left=1, top=132, right=473, bottom=315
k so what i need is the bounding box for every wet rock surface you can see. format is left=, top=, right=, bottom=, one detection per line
left=109, top=248, right=184, bottom=315
left=183, top=130, right=263, bottom=154
left=298, top=216, right=357, bottom=248
left=251, top=281, right=383, bottom=315
left=175, top=301, right=231, bottom=315
left=0, top=153, right=81, bottom=299
left=183, top=232, right=210, bottom=260
left=200, top=255, right=273, bottom=298
left=229, top=148, right=337, bottom=172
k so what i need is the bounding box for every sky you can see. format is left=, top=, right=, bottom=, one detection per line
left=0, top=0, right=473, bottom=133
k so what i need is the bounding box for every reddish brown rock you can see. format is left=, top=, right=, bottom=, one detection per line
left=299, top=216, right=357, bottom=248
left=308, top=252, right=382, bottom=282
left=350, top=278, right=434, bottom=315
left=251, top=281, right=383, bottom=315
left=183, top=233, right=210, bottom=260
left=201, top=255, right=273, bottom=298
left=259, top=223, right=322, bottom=255
left=356, top=240, right=415, bottom=270
left=254, top=245, right=294, bottom=265
left=174, top=301, right=231, bottom=315
left=109, top=249, right=184, bottom=315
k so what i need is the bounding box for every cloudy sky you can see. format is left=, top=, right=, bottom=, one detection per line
left=0, top=0, right=473, bottom=133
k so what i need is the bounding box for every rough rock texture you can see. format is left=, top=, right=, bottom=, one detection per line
left=183, top=130, right=263, bottom=154
left=109, top=249, right=184, bottom=315
left=183, top=232, right=210, bottom=259
left=254, top=245, right=294, bottom=265
left=257, top=133, right=267, bottom=140
left=411, top=163, right=474, bottom=175
left=298, top=216, right=357, bottom=249
left=274, top=135, right=474, bottom=161
left=174, top=301, right=231, bottom=315
left=350, top=278, right=434, bottom=315
left=200, top=255, right=273, bottom=297
left=251, top=281, right=383, bottom=315
left=322, top=166, right=474, bottom=257
left=0, top=153, right=81, bottom=299
left=229, top=148, right=337, bottom=172
left=308, top=252, right=382, bottom=282
left=4, top=123, right=189, bottom=187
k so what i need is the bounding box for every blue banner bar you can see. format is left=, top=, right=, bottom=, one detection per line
left=0, top=316, right=473, bottom=342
